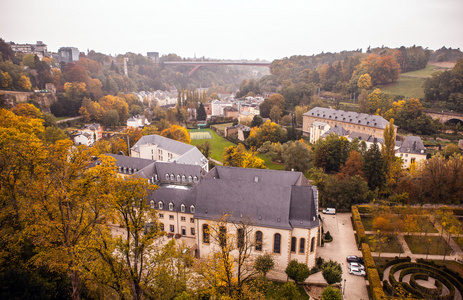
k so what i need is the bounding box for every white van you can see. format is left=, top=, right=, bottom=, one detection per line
left=322, top=208, right=336, bottom=215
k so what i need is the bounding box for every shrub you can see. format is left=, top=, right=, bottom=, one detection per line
left=253, top=253, right=275, bottom=277
left=285, top=260, right=311, bottom=284
left=361, top=243, right=376, bottom=270
left=322, top=260, right=342, bottom=284
left=321, top=285, right=342, bottom=300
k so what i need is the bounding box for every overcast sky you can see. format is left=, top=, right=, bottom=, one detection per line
left=1, top=0, right=462, bottom=61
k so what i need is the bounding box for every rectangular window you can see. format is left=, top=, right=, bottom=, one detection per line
left=181, top=216, right=186, bottom=222
left=160, top=223, right=164, bottom=231
left=169, top=215, right=174, bottom=220
left=159, top=214, right=164, bottom=219
left=181, top=227, right=186, bottom=235
left=170, top=225, right=174, bottom=232
left=190, top=218, right=195, bottom=223
left=191, top=227, right=195, bottom=235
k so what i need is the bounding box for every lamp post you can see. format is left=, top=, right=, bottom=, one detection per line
left=343, top=278, right=346, bottom=297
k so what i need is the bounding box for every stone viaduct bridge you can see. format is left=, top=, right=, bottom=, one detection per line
left=424, top=110, right=463, bottom=124
left=159, top=60, right=271, bottom=76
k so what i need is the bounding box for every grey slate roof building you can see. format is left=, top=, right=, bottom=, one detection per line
left=396, top=136, right=426, bottom=155
left=304, top=107, right=391, bottom=129
left=193, top=166, right=319, bottom=230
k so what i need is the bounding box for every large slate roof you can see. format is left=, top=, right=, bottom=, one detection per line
left=105, top=153, right=154, bottom=171
left=304, top=107, right=393, bottom=129
left=195, top=166, right=318, bottom=230
left=131, top=134, right=195, bottom=155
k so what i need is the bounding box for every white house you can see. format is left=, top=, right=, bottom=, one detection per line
left=74, top=132, right=94, bottom=146
left=127, top=115, right=149, bottom=128
left=211, top=100, right=233, bottom=116
left=131, top=134, right=209, bottom=172
left=309, top=121, right=330, bottom=144
left=395, top=136, right=427, bottom=168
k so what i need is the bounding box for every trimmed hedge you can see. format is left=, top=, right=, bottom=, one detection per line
left=352, top=206, right=366, bottom=245
left=378, top=256, right=411, bottom=280
left=367, top=268, right=387, bottom=300
left=361, top=243, right=376, bottom=270
left=357, top=205, right=374, bottom=214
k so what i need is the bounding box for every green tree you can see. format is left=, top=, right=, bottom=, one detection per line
left=197, top=102, right=207, bottom=121
left=321, top=285, right=342, bottom=300
left=321, top=175, right=369, bottom=209
left=197, top=141, right=212, bottom=158
left=363, top=142, right=385, bottom=190
left=282, top=140, right=312, bottom=172
left=250, top=115, right=263, bottom=128
left=285, top=260, right=310, bottom=284
left=322, top=260, right=342, bottom=285
left=253, top=254, right=275, bottom=277
left=314, top=133, right=350, bottom=172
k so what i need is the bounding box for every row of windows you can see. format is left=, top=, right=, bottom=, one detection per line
left=164, top=173, right=198, bottom=183
left=202, top=225, right=315, bottom=254
left=311, top=119, right=377, bottom=134
left=160, top=223, right=195, bottom=236
left=151, top=201, right=195, bottom=213
left=118, top=166, right=138, bottom=174
left=159, top=214, right=195, bottom=223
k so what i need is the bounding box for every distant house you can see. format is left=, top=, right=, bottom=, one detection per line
left=127, top=115, right=149, bottom=128
left=395, top=136, right=427, bottom=168
left=309, top=122, right=330, bottom=144
left=130, top=134, right=209, bottom=172
left=73, top=123, right=102, bottom=146
left=225, top=124, right=251, bottom=141
left=223, top=106, right=238, bottom=119
left=74, top=132, right=94, bottom=146
left=211, top=100, right=233, bottom=116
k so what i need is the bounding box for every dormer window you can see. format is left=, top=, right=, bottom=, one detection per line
left=182, top=175, right=186, bottom=182
left=169, top=202, right=174, bottom=211
left=170, top=174, right=174, bottom=180
left=150, top=200, right=155, bottom=208
left=154, top=174, right=158, bottom=181
left=165, top=174, right=169, bottom=180
left=193, top=176, right=198, bottom=183
left=188, top=176, right=192, bottom=182
left=254, top=176, right=259, bottom=183
left=181, top=204, right=185, bottom=212
left=119, top=166, right=122, bottom=172
left=158, top=201, right=164, bottom=209
left=190, top=205, right=195, bottom=213
left=177, top=175, right=181, bottom=181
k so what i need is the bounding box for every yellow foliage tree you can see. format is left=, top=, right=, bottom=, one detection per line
left=0, top=70, right=13, bottom=88
left=357, top=73, right=372, bottom=90
left=222, top=144, right=266, bottom=169
left=18, top=75, right=32, bottom=91
left=160, top=124, right=191, bottom=144
left=12, top=103, right=43, bottom=119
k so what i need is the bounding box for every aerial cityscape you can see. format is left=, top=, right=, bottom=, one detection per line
left=1, top=0, right=463, bottom=299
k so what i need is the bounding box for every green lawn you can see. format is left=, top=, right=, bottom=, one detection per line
left=366, top=234, right=404, bottom=253
left=452, top=237, right=463, bottom=252
left=379, top=76, right=425, bottom=99
left=189, top=128, right=287, bottom=170
left=401, top=64, right=445, bottom=78
left=361, top=216, right=374, bottom=231
left=211, top=122, right=234, bottom=132
left=404, top=235, right=453, bottom=255
left=428, top=260, right=463, bottom=278
left=189, top=129, right=235, bottom=162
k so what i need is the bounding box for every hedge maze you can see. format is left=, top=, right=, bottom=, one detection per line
left=383, top=259, right=463, bottom=299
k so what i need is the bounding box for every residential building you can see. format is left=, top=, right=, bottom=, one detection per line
left=127, top=115, right=149, bottom=128
left=81, top=123, right=102, bottom=140
left=131, top=134, right=209, bottom=172
left=7, top=40, right=48, bottom=59
left=58, top=47, right=80, bottom=63
left=395, top=136, right=427, bottom=168
left=74, top=132, right=94, bottom=146
left=211, top=100, right=233, bottom=116
left=223, top=106, right=238, bottom=119
left=309, top=122, right=330, bottom=144
left=73, top=123, right=102, bottom=146
left=225, top=124, right=251, bottom=141
left=303, top=107, right=396, bottom=140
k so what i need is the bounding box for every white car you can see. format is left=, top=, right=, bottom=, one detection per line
left=349, top=267, right=366, bottom=276
left=348, top=262, right=365, bottom=271
left=322, top=208, right=336, bottom=215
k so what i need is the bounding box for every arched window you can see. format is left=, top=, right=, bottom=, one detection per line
left=119, top=166, right=122, bottom=172
left=255, top=231, right=263, bottom=251
left=219, top=226, right=227, bottom=247
left=300, top=238, right=305, bottom=254
left=202, top=224, right=210, bottom=244
left=169, top=202, right=174, bottom=211
left=310, top=237, right=315, bottom=253
left=128, top=168, right=132, bottom=174
left=180, top=204, right=185, bottom=213
left=190, top=205, right=195, bottom=213
left=177, top=175, right=181, bottom=181
left=237, top=228, right=244, bottom=249
left=291, top=237, right=297, bottom=253
left=188, top=175, right=192, bottom=182
left=150, top=200, right=155, bottom=208
left=170, top=174, right=174, bottom=180
left=165, top=174, right=169, bottom=180
left=273, top=233, right=281, bottom=254
left=182, top=175, right=186, bottom=182
left=193, top=176, right=198, bottom=183
left=158, top=201, right=164, bottom=209
left=124, top=167, right=127, bottom=173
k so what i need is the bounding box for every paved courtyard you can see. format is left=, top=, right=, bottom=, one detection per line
left=315, top=212, right=369, bottom=300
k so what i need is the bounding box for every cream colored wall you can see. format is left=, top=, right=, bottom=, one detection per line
left=195, top=219, right=319, bottom=271
left=157, top=209, right=197, bottom=239
left=396, top=152, right=426, bottom=168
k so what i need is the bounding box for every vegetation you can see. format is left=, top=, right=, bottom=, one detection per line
left=285, top=260, right=311, bottom=284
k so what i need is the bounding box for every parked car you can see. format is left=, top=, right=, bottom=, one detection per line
left=349, top=267, right=366, bottom=276
left=348, top=262, right=365, bottom=270
left=346, top=255, right=364, bottom=263
left=322, top=208, right=336, bottom=215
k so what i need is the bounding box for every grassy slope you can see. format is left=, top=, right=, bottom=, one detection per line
left=379, top=64, right=448, bottom=99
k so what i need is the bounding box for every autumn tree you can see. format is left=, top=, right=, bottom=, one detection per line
left=253, top=254, right=275, bottom=277
left=321, top=175, right=369, bottom=209
left=246, top=120, right=286, bottom=149
left=357, top=73, right=372, bottom=90
left=313, top=133, right=350, bottom=173
left=12, top=103, right=43, bottom=119
left=259, top=93, right=285, bottom=118
left=338, top=150, right=365, bottom=179
left=160, top=125, right=191, bottom=144
left=222, top=144, right=266, bottom=169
